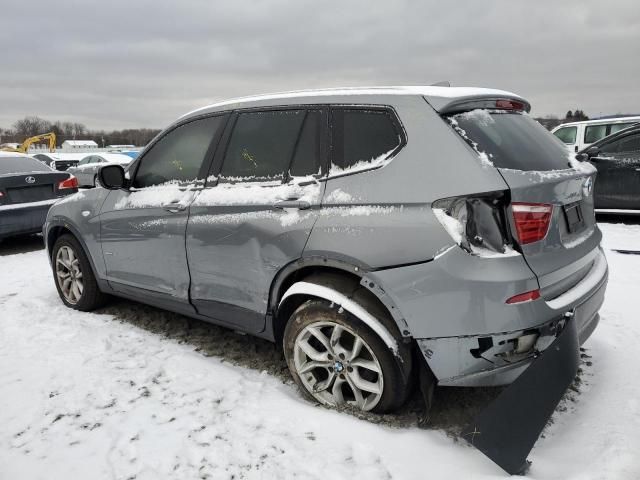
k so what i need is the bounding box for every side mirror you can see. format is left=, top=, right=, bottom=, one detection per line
left=586, top=146, right=600, bottom=158
left=574, top=152, right=589, bottom=162
left=98, top=164, right=126, bottom=189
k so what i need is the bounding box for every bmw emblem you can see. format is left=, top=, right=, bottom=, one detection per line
left=25, top=176, right=36, bottom=184
left=582, top=177, right=593, bottom=198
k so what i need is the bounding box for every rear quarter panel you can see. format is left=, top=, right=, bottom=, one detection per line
left=305, top=95, right=511, bottom=268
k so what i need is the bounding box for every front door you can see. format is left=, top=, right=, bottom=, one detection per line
left=186, top=108, right=328, bottom=332
left=99, top=114, right=228, bottom=302
left=591, top=130, right=640, bottom=209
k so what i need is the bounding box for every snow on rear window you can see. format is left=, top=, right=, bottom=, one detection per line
left=0, top=157, right=51, bottom=174
left=446, top=110, right=572, bottom=172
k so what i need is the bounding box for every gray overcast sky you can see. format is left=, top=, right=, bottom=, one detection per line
left=1, top=0, right=639, bottom=130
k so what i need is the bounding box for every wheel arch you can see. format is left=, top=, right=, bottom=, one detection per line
left=269, top=257, right=413, bottom=363
left=269, top=256, right=411, bottom=342
left=46, top=220, right=107, bottom=291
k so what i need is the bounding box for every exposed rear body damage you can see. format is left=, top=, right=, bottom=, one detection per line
left=462, top=315, right=581, bottom=475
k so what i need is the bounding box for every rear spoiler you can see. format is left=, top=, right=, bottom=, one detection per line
left=426, top=95, right=531, bottom=115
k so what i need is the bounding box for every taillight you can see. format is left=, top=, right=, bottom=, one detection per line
left=506, top=289, right=541, bottom=304
left=58, top=176, right=78, bottom=190
left=433, top=192, right=516, bottom=257
left=495, top=99, right=526, bottom=111
left=512, top=203, right=553, bottom=245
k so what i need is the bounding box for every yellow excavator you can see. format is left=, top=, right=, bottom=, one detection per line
left=0, top=132, right=57, bottom=153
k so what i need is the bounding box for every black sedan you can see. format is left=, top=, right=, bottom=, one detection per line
left=577, top=124, right=640, bottom=212
left=0, top=153, right=78, bottom=240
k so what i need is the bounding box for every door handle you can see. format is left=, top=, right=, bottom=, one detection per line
left=273, top=200, right=311, bottom=210
left=162, top=202, right=187, bottom=213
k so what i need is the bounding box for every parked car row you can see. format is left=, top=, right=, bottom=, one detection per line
left=66, top=153, right=134, bottom=187
left=552, top=115, right=640, bottom=152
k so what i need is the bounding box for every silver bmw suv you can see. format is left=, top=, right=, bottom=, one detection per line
left=45, top=86, right=607, bottom=414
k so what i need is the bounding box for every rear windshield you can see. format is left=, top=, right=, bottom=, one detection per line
left=0, top=156, right=52, bottom=174
left=446, top=110, right=570, bottom=171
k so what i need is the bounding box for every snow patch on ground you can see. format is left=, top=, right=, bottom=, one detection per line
left=1, top=223, right=640, bottom=479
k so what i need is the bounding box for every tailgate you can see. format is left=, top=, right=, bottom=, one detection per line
left=443, top=107, right=603, bottom=300
left=499, top=168, right=601, bottom=296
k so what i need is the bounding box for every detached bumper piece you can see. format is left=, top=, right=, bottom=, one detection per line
left=462, top=316, right=580, bottom=475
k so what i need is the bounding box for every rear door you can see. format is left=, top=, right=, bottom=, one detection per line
left=448, top=110, right=600, bottom=294
left=186, top=107, right=327, bottom=332
left=591, top=130, right=640, bottom=209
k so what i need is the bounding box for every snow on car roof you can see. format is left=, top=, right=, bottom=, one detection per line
left=553, top=115, right=640, bottom=129
left=94, top=153, right=133, bottom=164
left=182, top=85, right=527, bottom=119
left=0, top=151, right=31, bottom=158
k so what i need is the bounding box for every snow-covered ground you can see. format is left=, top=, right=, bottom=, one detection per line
left=1, top=221, right=639, bottom=479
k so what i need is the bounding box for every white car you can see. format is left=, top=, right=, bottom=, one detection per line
left=551, top=116, right=640, bottom=153
left=66, top=153, right=133, bottom=187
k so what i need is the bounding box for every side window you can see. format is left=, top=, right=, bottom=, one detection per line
left=600, top=133, right=640, bottom=154
left=134, top=115, right=224, bottom=188
left=289, top=110, right=322, bottom=178
left=600, top=139, right=620, bottom=154
left=78, top=157, right=90, bottom=165
left=616, top=133, right=640, bottom=154
left=331, top=108, right=402, bottom=172
left=220, top=110, right=305, bottom=182
left=584, top=124, right=608, bottom=144
left=609, top=123, right=635, bottom=135
left=553, top=126, right=577, bottom=144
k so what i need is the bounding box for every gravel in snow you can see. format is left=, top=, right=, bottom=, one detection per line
left=1, top=220, right=640, bottom=479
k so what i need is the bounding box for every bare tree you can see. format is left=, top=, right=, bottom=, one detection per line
left=72, top=122, right=87, bottom=138
left=12, top=116, right=52, bottom=137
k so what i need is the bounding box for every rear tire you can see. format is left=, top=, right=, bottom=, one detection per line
left=52, top=234, right=107, bottom=311
left=283, top=299, right=410, bottom=413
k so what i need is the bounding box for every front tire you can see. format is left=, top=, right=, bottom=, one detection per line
left=283, top=299, right=410, bottom=413
left=52, top=234, right=107, bottom=311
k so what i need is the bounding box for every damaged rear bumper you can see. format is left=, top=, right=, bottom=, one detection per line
left=462, top=312, right=582, bottom=474
left=416, top=253, right=607, bottom=387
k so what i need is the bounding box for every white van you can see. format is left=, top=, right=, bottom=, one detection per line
left=551, top=116, right=640, bottom=152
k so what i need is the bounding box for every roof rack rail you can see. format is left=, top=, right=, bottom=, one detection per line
left=430, top=81, right=451, bottom=87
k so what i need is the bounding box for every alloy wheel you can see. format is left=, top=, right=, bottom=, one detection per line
left=55, top=245, right=84, bottom=304
left=293, top=321, right=384, bottom=411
